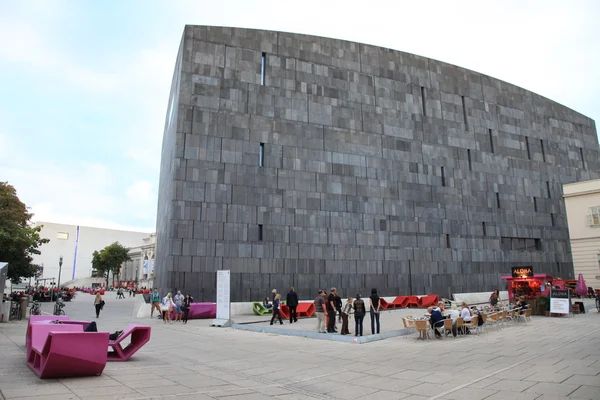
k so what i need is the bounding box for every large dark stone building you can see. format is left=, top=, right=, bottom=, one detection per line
left=155, top=26, right=600, bottom=302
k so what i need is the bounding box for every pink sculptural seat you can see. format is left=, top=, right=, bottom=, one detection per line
left=27, top=323, right=109, bottom=378
left=107, top=324, right=151, bottom=361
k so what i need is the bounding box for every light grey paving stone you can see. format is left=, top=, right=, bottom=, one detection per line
left=562, top=374, right=600, bottom=387
left=567, top=385, right=600, bottom=399
left=483, top=379, right=537, bottom=392
left=482, top=392, right=540, bottom=400
left=523, top=382, right=581, bottom=396
left=445, top=387, right=498, bottom=400
left=523, top=372, right=574, bottom=383
left=327, top=384, right=380, bottom=399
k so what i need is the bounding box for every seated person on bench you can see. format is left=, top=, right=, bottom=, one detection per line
left=263, top=297, right=272, bottom=309
left=52, top=320, right=123, bottom=341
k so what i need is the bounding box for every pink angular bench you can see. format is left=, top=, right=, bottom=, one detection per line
left=27, top=323, right=109, bottom=378
left=169, top=302, right=216, bottom=320
left=26, top=316, right=93, bottom=357
left=107, top=324, right=151, bottom=361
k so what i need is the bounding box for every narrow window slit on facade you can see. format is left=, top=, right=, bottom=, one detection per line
left=446, top=234, right=451, bottom=248
left=421, top=86, right=426, bottom=117
left=551, top=213, right=555, bottom=227
left=489, top=129, right=494, bottom=153
left=533, top=197, right=538, bottom=212
left=260, top=52, right=266, bottom=85
left=467, top=149, right=472, bottom=171
left=441, top=167, right=446, bottom=187
left=482, top=222, right=486, bottom=236
left=496, top=192, right=501, bottom=208
left=547, top=181, right=551, bottom=198
left=525, top=137, right=531, bottom=160
left=540, top=139, right=546, bottom=162
left=461, top=96, right=468, bottom=129
left=259, top=143, right=264, bottom=166
left=580, top=147, right=586, bottom=169
left=258, top=224, right=263, bottom=241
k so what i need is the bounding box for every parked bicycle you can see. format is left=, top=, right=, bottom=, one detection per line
left=30, top=300, right=41, bottom=316
left=53, top=298, right=66, bottom=316
left=10, top=301, right=22, bottom=320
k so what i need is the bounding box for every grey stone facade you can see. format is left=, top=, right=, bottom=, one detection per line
left=155, top=26, right=600, bottom=302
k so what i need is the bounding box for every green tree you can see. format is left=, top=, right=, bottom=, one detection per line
left=0, top=182, right=49, bottom=284
left=91, top=242, right=131, bottom=287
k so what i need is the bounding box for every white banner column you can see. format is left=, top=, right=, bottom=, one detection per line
left=211, top=270, right=232, bottom=327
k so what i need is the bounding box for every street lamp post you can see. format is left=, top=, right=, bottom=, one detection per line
left=56, top=256, right=63, bottom=301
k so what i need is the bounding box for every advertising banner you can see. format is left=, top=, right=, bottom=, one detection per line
left=216, top=270, right=231, bottom=320
left=143, top=259, right=148, bottom=275
left=550, top=289, right=570, bottom=314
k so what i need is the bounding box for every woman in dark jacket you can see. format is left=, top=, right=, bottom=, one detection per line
left=353, top=294, right=365, bottom=337
left=182, top=294, right=193, bottom=324
left=270, top=294, right=284, bottom=325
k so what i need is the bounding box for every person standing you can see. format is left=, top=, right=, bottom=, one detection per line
left=353, top=294, right=365, bottom=336
left=150, top=288, right=161, bottom=319
left=314, top=290, right=327, bottom=333
left=335, top=290, right=342, bottom=324
left=94, top=292, right=104, bottom=318
left=489, top=289, right=501, bottom=308
left=326, top=288, right=337, bottom=333
left=162, top=293, right=175, bottom=324
left=340, top=297, right=353, bottom=335
left=369, top=288, right=381, bottom=334
left=174, top=290, right=185, bottom=322
left=270, top=294, right=284, bottom=325
left=182, top=294, right=193, bottom=324
left=286, top=287, right=298, bottom=323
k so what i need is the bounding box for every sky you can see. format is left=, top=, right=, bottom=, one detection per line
left=1, top=0, right=599, bottom=233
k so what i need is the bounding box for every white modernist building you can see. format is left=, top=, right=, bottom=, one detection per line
left=563, top=179, right=600, bottom=289
left=120, top=233, right=157, bottom=288
left=31, top=222, right=150, bottom=286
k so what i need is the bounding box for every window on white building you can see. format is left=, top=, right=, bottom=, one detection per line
left=57, top=232, right=69, bottom=240
left=588, top=207, right=600, bottom=227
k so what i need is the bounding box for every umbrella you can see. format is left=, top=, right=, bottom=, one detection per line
left=575, top=273, right=588, bottom=297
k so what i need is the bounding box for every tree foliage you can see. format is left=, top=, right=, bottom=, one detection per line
left=91, top=242, right=131, bottom=286
left=0, top=182, right=49, bottom=284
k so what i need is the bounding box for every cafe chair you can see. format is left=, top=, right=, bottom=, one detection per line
left=436, top=318, right=454, bottom=339
left=462, top=316, right=479, bottom=335
left=455, top=317, right=465, bottom=335
left=517, top=308, right=532, bottom=323
left=479, top=313, right=488, bottom=334
left=487, top=312, right=500, bottom=331
left=414, top=319, right=431, bottom=340
left=402, top=318, right=416, bottom=335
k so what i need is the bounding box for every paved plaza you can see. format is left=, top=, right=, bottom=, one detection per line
left=1, top=294, right=600, bottom=400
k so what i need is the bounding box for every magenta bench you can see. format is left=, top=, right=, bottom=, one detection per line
left=27, top=323, right=109, bottom=378
left=108, top=324, right=151, bottom=361
left=26, top=316, right=92, bottom=356
left=168, top=302, right=216, bottom=320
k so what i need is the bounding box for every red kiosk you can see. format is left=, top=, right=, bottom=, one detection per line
left=501, top=266, right=565, bottom=302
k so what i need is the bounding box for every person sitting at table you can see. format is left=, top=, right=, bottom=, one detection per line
left=516, top=296, right=528, bottom=314
left=263, top=297, right=272, bottom=309
left=460, top=302, right=473, bottom=334
left=428, top=306, right=444, bottom=338
left=446, top=306, right=460, bottom=337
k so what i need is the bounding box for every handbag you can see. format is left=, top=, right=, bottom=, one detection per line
left=160, top=303, right=169, bottom=312
left=100, top=300, right=105, bottom=309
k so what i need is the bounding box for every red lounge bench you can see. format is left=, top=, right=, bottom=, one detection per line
left=107, top=324, right=151, bottom=361
left=379, top=298, right=393, bottom=309
left=279, top=304, right=290, bottom=320
left=406, top=296, right=420, bottom=307
left=417, top=294, right=439, bottom=307
left=27, top=324, right=109, bottom=378
left=296, top=302, right=315, bottom=317
left=392, top=296, right=410, bottom=308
